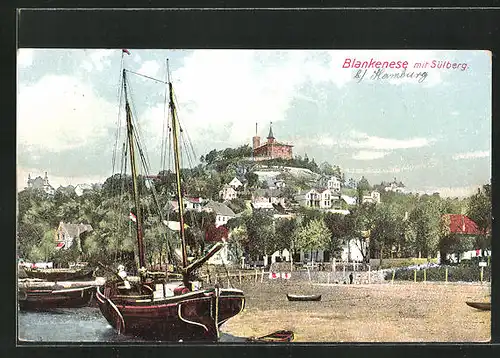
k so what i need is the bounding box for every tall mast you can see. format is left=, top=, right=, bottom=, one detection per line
left=167, top=60, right=189, bottom=274
left=123, top=69, right=146, bottom=270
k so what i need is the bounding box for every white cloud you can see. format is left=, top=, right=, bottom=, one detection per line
left=81, top=49, right=114, bottom=72
left=17, top=74, right=117, bottom=151
left=138, top=60, right=161, bottom=79
left=17, top=49, right=34, bottom=68
left=452, top=150, right=490, bottom=160
left=313, top=132, right=433, bottom=151
left=352, top=150, right=389, bottom=160
left=451, top=111, right=460, bottom=116
left=348, top=131, right=434, bottom=150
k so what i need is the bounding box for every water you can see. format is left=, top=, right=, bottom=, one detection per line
left=18, top=307, right=246, bottom=343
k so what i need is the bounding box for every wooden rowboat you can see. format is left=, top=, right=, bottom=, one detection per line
left=466, top=301, right=491, bottom=311
left=247, top=330, right=294, bottom=342
left=286, top=294, right=321, bottom=302
left=23, top=267, right=95, bottom=282
left=18, top=285, right=96, bottom=310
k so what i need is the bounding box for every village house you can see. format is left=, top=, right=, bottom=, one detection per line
left=55, top=221, right=93, bottom=251
left=440, top=214, right=491, bottom=263
left=319, top=188, right=341, bottom=209
left=294, top=188, right=340, bottom=209
left=384, top=178, right=406, bottom=193
left=294, top=189, right=321, bottom=208
left=251, top=188, right=285, bottom=209
left=203, top=201, right=236, bottom=227
left=362, top=191, right=381, bottom=204
left=299, top=238, right=364, bottom=264
left=56, top=185, right=75, bottom=196
left=341, top=194, right=357, bottom=206
left=228, top=177, right=243, bottom=189
left=26, top=172, right=55, bottom=195
left=319, top=175, right=341, bottom=192
left=74, top=183, right=93, bottom=196
left=219, top=185, right=238, bottom=201
left=164, top=197, right=205, bottom=212
left=275, top=179, right=286, bottom=189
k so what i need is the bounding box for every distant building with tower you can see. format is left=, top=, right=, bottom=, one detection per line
left=252, top=122, right=293, bottom=161
left=26, top=172, right=55, bottom=195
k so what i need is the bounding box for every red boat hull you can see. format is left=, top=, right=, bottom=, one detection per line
left=18, top=286, right=95, bottom=310
left=96, top=285, right=245, bottom=341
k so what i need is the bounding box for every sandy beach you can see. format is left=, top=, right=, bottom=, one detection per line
left=221, top=280, right=491, bottom=342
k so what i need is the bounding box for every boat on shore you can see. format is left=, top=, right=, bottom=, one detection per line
left=246, top=330, right=294, bottom=342
left=465, top=301, right=491, bottom=311
left=96, top=57, right=245, bottom=342
left=286, top=294, right=322, bottom=302
left=18, top=279, right=99, bottom=310
left=22, top=267, right=95, bottom=282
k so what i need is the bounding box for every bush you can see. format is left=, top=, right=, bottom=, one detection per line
left=377, top=258, right=438, bottom=270
left=386, top=265, right=491, bottom=282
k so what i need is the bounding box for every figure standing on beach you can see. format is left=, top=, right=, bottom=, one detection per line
left=349, top=272, right=354, bottom=284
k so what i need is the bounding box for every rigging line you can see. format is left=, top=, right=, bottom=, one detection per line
left=111, top=58, right=125, bottom=183
left=173, top=91, right=199, bottom=167
left=125, top=77, right=156, bottom=183
left=160, top=59, right=169, bottom=173
left=125, top=69, right=167, bottom=84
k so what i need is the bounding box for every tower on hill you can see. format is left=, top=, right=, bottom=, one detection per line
left=252, top=122, right=293, bottom=161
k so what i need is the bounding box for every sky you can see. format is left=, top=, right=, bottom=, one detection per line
left=17, top=49, right=491, bottom=197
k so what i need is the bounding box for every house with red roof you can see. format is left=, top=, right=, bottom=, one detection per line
left=440, top=214, right=490, bottom=262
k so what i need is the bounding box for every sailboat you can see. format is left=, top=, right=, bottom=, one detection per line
left=96, top=61, right=245, bottom=341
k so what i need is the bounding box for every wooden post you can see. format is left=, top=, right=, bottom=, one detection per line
left=215, top=273, right=219, bottom=284
left=239, top=270, right=242, bottom=285
left=254, top=269, right=258, bottom=283
left=414, top=270, right=417, bottom=283
left=327, top=272, right=330, bottom=284
left=333, top=258, right=336, bottom=272
left=423, top=269, right=427, bottom=283
left=343, top=265, right=346, bottom=278
left=261, top=269, right=264, bottom=283
left=307, top=267, right=311, bottom=282
left=368, top=265, right=371, bottom=284
left=391, top=269, right=395, bottom=284
left=445, top=267, right=448, bottom=283
left=480, top=267, right=484, bottom=283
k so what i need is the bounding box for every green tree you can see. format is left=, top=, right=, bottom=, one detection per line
left=243, top=211, right=276, bottom=260
left=357, top=176, right=371, bottom=192
left=369, top=204, right=402, bottom=266
left=323, top=213, right=348, bottom=259
left=244, top=172, right=259, bottom=188
left=407, top=197, right=441, bottom=259
left=467, top=184, right=491, bottom=253
left=296, top=218, right=330, bottom=260
left=274, top=217, right=300, bottom=255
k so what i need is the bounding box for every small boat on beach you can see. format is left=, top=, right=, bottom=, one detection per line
left=465, top=301, right=491, bottom=311
left=22, top=267, right=95, bottom=282
left=247, top=330, right=294, bottom=342
left=286, top=294, right=321, bottom=302
left=18, top=280, right=97, bottom=310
